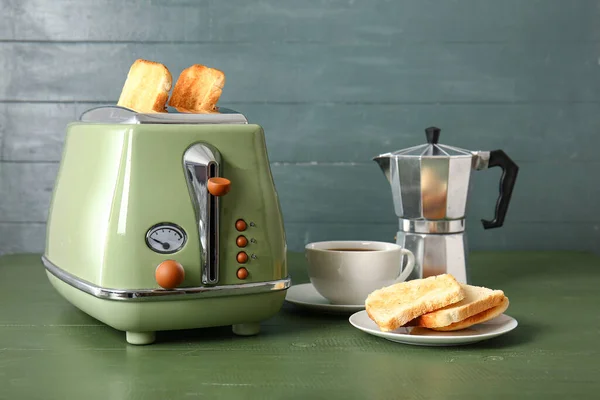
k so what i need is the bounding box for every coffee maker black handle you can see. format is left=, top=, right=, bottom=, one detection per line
left=481, top=150, right=519, bottom=229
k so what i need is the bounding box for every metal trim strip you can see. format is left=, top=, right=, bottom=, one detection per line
left=398, top=218, right=465, bottom=234
left=42, top=256, right=290, bottom=302
left=78, top=106, right=248, bottom=125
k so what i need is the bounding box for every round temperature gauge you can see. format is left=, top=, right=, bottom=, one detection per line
left=145, top=223, right=187, bottom=254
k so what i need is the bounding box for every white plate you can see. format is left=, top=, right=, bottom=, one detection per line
left=349, top=310, right=518, bottom=346
left=285, top=283, right=365, bottom=314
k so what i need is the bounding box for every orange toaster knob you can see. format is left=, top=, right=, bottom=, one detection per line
left=236, top=235, right=248, bottom=247
left=237, top=251, right=249, bottom=263
left=155, top=260, right=185, bottom=289
left=237, top=267, right=249, bottom=280
left=207, top=177, right=231, bottom=196
left=235, top=219, right=247, bottom=231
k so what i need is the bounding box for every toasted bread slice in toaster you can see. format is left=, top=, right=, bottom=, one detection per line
left=430, top=296, right=510, bottom=331
left=168, top=64, right=225, bottom=113
left=365, top=274, right=465, bottom=332
left=117, top=59, right=172, bottom=113
left=414, top=283, right=505, bottom=329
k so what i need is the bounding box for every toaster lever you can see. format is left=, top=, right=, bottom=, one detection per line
left=183, top=143, right=222, bottom=285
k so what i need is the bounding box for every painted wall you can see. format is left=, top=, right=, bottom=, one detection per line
left=1, top=0, right=599, bottom=255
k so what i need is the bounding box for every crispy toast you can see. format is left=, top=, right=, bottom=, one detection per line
left=117, top=59, right=172, bottom=113
left=365, top=274, right=465, bottom=332
left=430, top=296, right=510, bottom=331
left=415, top=283, right=505, bottom=328
left=168, top=64, right=225, bottom=113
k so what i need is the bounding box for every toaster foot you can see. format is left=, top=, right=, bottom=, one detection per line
left=126, top=331, right=156, bottom=345
left=232, top=322, right=260, bottom=336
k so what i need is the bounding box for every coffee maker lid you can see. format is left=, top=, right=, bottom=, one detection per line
left=78, top=106, right=248, bottom=125
left=388, top=127, right=472, bottom=158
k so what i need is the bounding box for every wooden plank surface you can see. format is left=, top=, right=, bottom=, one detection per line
left=1, top=42, right=599, bottom=103
left=2, top=102, right=599, bottom=163
left=0, top=251, right=599, bottom=399
left=0, top=103, right=78, bottom=161
left=0, top=162, right=58, bottom=223
left=0, top=222, right=46, bottom=255
left=1, top=0, right=599, bottom=256
left=283, top=221, right=600, bottom=253
left=3, top=220, right=600, bottom=257
left=2, top=0, right=599, bottom=43
left=1, top=160, right=597, bottom=225
left=271, top=162, right=600, bottom=224
left=1, top=158, right=598, bottom=256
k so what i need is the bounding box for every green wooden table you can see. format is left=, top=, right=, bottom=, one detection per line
left=1, top=251, right=599, bottom=399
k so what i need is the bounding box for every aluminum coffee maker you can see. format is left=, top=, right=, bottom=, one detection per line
left=373, top=127, right=518, bottom=283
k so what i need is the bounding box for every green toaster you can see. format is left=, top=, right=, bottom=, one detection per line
left=42, top=106, right=290, bottom=345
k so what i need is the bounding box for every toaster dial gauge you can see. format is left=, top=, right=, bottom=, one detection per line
left=145, top=223, right=187, bottom=254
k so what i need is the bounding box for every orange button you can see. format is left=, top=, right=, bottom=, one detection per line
left=155, top=260, right=185, bottom=289
left=237, top=251, right=249, bottom=263
left=207, top=177, right=231, bottom=197
left=236, top=235, right=248, bottom=247
left=237, top=267, right=249, bottom=280
left=235, top=219, right=247, bottom=231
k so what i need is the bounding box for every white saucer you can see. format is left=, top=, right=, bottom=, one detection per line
left=349, top=310, right=518, bottom=346
left=285, top=283, right=365, bottom=314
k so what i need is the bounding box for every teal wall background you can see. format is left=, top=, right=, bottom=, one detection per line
left=1, top=0, right=599, bottom=255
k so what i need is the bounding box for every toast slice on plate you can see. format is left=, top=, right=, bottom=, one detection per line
left=365, top=274, right=465, bottom=332
left=117, top=59, right=172, bottom=113
left=430, top=296, right=510, bottom=331
left=415, top=283, right=505, bottom=329
left=168, top=64, right=225, bottom=113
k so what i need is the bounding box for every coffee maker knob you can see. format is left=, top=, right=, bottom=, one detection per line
left=155, top=260, right=185, bottom=289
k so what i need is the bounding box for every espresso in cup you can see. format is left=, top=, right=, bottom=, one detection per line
left=305, top=241, right=415, bottom=305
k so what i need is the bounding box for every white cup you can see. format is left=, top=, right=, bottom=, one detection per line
left=305, top=240, right=415, bottom=305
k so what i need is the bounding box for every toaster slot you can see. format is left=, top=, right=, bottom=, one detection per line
left=206, top=162, right=219, bottom=284
left=183, top=143, right=222, bottom=285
